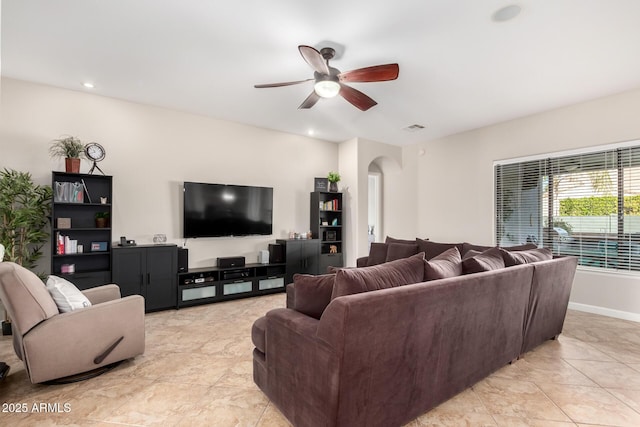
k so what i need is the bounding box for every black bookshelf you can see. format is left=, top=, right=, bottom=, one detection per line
left=310, top=192, right=344, bottom=272
left=51, top=172, right=113, bottom=289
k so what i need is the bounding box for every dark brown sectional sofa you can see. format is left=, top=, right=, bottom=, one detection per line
left=251, top=240, right=578, bottom=427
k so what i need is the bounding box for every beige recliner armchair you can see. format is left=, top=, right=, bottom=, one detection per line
left=0, top=262, right=145, bottom=384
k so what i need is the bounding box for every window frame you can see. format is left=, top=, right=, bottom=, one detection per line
left=495, top=139, right=640, bottom=274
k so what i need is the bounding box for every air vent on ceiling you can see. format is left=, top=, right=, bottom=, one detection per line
left=403, top=124, right=425, bottom=132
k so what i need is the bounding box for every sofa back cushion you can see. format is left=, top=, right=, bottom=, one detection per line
left=366, top=242, right=389, bottom=266
left=500, top=247, right=553, bottom=266
left=502, top=243, right=538, bottom=251
left=386, top=243, right=419, bottom=262
left=332, top=253, right=425, bottom=298
left=424, top=247, right=462, bottom=280
left=461, top=242, right=493, bottom=256
left=385, top=236, right=417, bottom=245
left=416, top=238, right=464, bottom=260
left=292, top=273, right=336, bottom=319
left=462, top=247, right=505, bottom=274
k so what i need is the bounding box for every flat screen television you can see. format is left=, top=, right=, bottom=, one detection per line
left=183, top=182, right=273, bottom=238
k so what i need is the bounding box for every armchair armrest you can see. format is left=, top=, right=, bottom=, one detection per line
left=356, top=256, right=368, bottom=267
left=21, top=295, right=145, bottom=383
left=82, top=284, right=121, bottom=305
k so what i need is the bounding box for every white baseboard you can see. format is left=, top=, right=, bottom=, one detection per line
left=568, top=302, right=640, bottom=323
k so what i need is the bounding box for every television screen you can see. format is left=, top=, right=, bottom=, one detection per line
left=183, top=182, right=273, bottom=238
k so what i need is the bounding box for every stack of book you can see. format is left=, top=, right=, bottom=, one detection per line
left=320, top=199, right=340, bottom=211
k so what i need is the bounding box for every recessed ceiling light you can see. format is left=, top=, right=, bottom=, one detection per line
left=492, top=4, right=522, bottom=22
left=308, top=129, right=315, bottom=136
left=82, top=82, right=95, bottom=89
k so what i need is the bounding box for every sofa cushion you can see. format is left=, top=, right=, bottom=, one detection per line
left=500, top=247, right=553, bottom=267
left=417, top=238, right=464, bottom=260
left=292, top=274, right=336, bottom=319
left=462, top=247, right=505, bottom=274
left=332, top=252, right=425, bottom=298
left=366, top=242, right=389, bottom=266
left=461, top=242, right=493, bottom=255
left=251, top=316, right=267, bottom=353
left=386, top=243, right=419, bottom=262
left=424, top=247, right=462, bottom=281
left=385, top=236, right=417, bottom=245
left=502, top=243, right=538, bottom=251
left=46, top=275, right=92, bottom=313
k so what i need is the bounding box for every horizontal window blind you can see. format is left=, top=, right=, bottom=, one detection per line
left=496, top=145, right=640, bottom=272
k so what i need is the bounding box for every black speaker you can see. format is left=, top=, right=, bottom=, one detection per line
left=268, top=243, right=285, bottom=263
left=178, top=247, right=189, bottom=272
left=217, top=256, right=246, bottom=268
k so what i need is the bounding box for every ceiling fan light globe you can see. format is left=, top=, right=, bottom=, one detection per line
left=314, top=80, right=340, bottom=98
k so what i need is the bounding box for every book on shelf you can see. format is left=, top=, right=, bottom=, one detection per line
left=56, top=232, right=79, bottom=255
left=322, top=199, right=339, bottom=211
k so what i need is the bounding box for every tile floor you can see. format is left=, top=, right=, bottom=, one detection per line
left=1, top=294, right=640, bottom=426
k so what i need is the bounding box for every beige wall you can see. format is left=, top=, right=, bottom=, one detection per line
left=0, top=78, right=338, bottom=268
left=339, top=137, right=416, bottom=266
left=416, top=87, right=640, bottom=319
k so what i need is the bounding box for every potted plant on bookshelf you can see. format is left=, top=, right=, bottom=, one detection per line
left=327, top=171, right=341, bottom=193
left=95, top=212, right=110, bottom=228
left=49, top=135, right=85, bottom=173
left=0, top=169, right=52, bottom=335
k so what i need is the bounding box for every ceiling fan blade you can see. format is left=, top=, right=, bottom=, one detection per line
left=338, top=64, right=399, bottom=83
left=298, top=91, right=320, bottom=109
left=254, top=78, right=312, bottom=88
left=298, top=45, right=330, bottom=75
left=339, top=84, right=377, bottom=111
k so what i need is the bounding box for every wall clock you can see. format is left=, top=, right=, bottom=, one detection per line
left=85, top=142, right=106, bottom=175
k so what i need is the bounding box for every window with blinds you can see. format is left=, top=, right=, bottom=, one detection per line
left=496, top=144, right=640, bottom=271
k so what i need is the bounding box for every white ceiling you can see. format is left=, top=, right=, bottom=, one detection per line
left=3, top=1, right=640, bottom=146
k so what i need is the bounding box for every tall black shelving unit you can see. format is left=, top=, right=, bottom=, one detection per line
left=310, top=192, right=344, bottom=272
left=51, top=172, right=113, bottom=290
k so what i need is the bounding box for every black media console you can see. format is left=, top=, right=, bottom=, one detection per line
left=177, top=263, right=286, bottom=308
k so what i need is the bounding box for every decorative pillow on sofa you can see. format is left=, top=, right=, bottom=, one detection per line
left=500, top=247, right=553, bottom=267
left=385, top=243, right=419, bottom=262
left=462, top=249, right=482, bottom=260
left=461, top=247, right=505, bottom=274
left=46, top=275, right=92, bottom=313
left=367, top=242, right=390, bottom=266
left=331, top=252, right=425, bottom=299
left=416, top=238, right=464, bottom=260
left=461, top=242, right=493, bottom=256
left=424, top=247, right=462, bottom=281
left=292, top=273, right=336, bottom=319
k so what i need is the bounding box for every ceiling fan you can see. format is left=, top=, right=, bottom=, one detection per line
left=254, top=45, right=399, bottom=111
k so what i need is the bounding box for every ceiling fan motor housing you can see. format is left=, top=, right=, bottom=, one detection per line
left=320, top=47, right=336, bottom=61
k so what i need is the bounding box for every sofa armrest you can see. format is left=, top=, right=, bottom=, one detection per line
left=82, top=284, right=121, bottom=305
left=21, top=295, right=145, bottom=383
left=285, top=283, right=295, bottom=309
left=356, top=256, right=368, bottom=267
left=263, top=308, right=340, bottom=426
